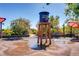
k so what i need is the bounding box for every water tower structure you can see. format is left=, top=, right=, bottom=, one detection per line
left=37, top=11, right=51, bottom=48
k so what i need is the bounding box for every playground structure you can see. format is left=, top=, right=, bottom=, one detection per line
left=37, top=11, right=51, bottom=48
left=68, top=21, right=79, bottom=38
left=0, top=17, right=6, bottom=38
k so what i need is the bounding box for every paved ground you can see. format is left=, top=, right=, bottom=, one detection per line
left=0, top=36, right=79, bottom=56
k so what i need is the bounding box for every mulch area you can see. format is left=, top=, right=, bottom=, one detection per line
left=71, top=38, right=79, bottom=42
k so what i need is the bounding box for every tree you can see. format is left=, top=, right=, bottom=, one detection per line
left=65, top=3, right=79, bottom=35
left=11, top=18, right=30, bottom=36
left=50, top=16, right=59, bottom=27
left=50, top=16, right=59, bottom=33
left=65, top=3, right=79, bottom=20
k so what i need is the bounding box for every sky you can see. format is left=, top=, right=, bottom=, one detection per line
left=0, top=3, right=67, bottom=29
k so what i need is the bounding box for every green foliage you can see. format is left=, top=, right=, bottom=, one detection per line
left=51, top=28, right=57, bottom=33
left=61, top=25, right=79, bottom=35
left=11, top=18, right=30, bottom=35
left=2, top=29, right=14, bottom=36
left=31, top=28, right=37, bottom=34
left=65, top=3, right=79, bottom=19
left=50, top=15, right=60, bottom=33
left=50, top=16, right=59, bottom=27
left=64, top=26, right=71, bottom=34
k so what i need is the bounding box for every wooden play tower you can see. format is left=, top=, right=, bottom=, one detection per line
left=37, top=11, right=51, bottom=47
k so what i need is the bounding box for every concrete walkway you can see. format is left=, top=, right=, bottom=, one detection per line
left=0, top=37, right=79, bottom=56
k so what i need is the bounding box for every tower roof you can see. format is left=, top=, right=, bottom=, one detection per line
left=39, top=11, right=49, bottom=15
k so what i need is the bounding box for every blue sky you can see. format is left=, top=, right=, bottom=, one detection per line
left=0, top=3, right=67, bottom=29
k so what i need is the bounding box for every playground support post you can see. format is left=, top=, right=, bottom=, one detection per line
left=0, top=23, right=2, bottom=38
left=37, top=22, right=51, bottom=48
left=70, top=26, right=73, bottom=37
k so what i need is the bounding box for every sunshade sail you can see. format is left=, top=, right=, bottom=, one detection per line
left=0, top=17, right=6, bottom=23
left=68, top=21, right=79, bottom=28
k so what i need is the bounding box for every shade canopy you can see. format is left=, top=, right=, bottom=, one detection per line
left=68, top=21, right=79, bottom=29
left=0, top=17, right=6, bottom=23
